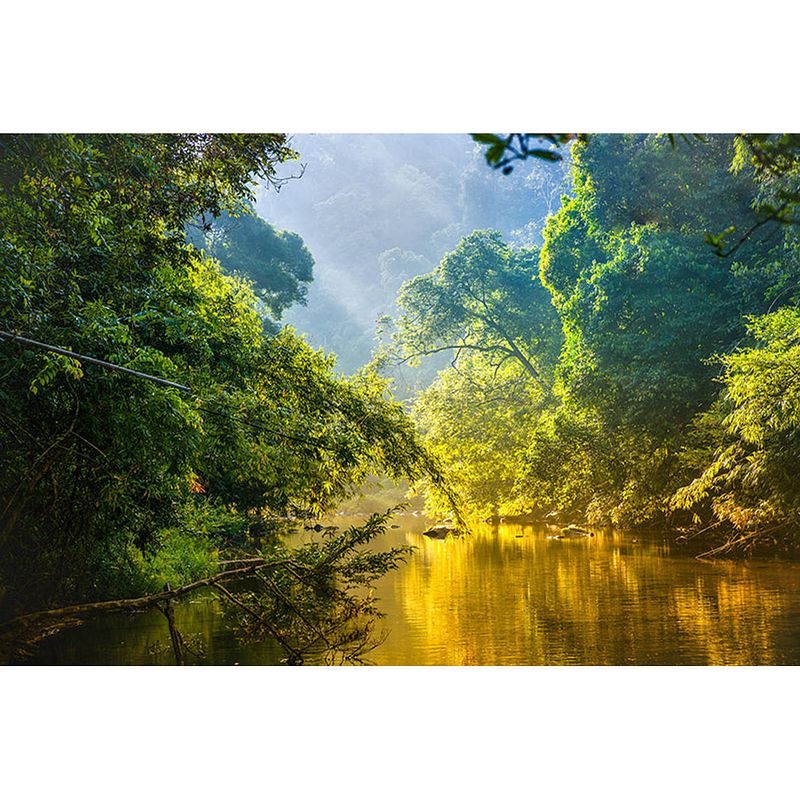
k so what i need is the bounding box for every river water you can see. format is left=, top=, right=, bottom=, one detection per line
left=29, top=515, right=800, bottom=665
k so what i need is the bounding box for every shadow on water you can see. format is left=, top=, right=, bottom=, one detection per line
left=28, top=516, right=800, bottom=665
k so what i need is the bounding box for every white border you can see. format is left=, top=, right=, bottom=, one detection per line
left=3, top=1, right=799, bottom=795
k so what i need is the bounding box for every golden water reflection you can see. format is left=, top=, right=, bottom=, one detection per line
left=369, top=520, right=800, bottom=665
left=28, top=518, right=800, bottom=665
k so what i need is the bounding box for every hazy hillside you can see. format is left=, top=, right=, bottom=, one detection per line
left=255, top=134, right=569, bottom=380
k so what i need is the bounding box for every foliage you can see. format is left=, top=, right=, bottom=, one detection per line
left=528, top=134, right=800, bottom=528
left=671, top=309, right=800, bottom=550
left=411, top=133, right=800, bottom=547
left=187, top=206, right=314, bottom=322
left=572, top=134, right=760, bottom=237
left=705, top=134, right=800, bottom=256
left=472, top=133, right=586, bottom=174
left=0, top=134, right=451, bottom=651
left=226, top=509, right=413, bottom=665
left=516, top=403, right=682, bottom=528
left=552, top=226, right=754, bottom=433
left=393, top=230, right=562, bottom=387
left=383, top=230, right=562, bottom=517
left=413, top=353, right=547, bottom=517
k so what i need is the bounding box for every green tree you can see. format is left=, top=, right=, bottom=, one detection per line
left=393, top=230, right=562, bottom=388
left=188, top=207, right=314, bottom=322
left=671, top=308, right=800, bottom=552
left=413, top=353, right=547, bottom=518
left=385, top=231, right=563, bottom=518
left=0, top=134, right=454, bottom=661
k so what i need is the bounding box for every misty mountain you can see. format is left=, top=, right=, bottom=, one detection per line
left=255, top=134, right=569, bottom=379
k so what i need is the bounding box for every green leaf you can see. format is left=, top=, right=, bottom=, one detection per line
left=485, top=143, right=507, bottom=165
left=471, top=133, right=504, bottom=146
left=527, top=149, right=562, bottom=162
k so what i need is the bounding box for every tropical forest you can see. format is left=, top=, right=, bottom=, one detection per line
left=3, top=132, right=800, bottom=666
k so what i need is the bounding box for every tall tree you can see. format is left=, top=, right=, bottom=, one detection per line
left=393, top=230, right=562, bottom=388
left=188, top=207, right=314, bottom=322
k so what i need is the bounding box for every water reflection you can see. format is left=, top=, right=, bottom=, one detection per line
left=28, top=518, right=800, bottom=665
left=370, top=520, right=800, bottom=666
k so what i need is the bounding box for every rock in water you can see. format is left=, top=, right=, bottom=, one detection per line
left=422, top=525, right=461, bottom=539
left=554, top=525, right=593, bottom=539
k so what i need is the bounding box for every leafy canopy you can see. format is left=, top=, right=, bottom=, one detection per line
left=0, top=134, right=453, bottom=646
left=393, top=230, right=562, bottom=387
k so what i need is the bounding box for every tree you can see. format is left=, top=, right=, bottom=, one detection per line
left=384, top=231, right=565, bottom=518
left=671, top=308, right=800, bottom=553
left=413, top=353, right=547, bottom=518
left=393, top=230, right=562, bottom=388
left=188, top=207, right=314, bottom=322
left=0, top=134, right=456, bottom=661
left=472, top=132, right=800, bottom=256
left=550, top=226, right=754, bottom=434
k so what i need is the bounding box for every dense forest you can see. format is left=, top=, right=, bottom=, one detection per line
left=2, top=132, right=800, bottom=664
left=0, top=134, right=455, bottom=663
left=398, top=134, right=800, bottom=557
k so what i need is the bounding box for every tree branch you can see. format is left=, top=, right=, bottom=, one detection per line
left=0, top=558, right=294, bottom=663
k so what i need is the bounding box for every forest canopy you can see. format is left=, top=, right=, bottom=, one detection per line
left=393, top=134, right=800, bottom=553
left=0, top=134, right=455, bottom=663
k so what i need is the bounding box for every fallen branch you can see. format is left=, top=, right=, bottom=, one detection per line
left=0, top=558, right=292, bottom=663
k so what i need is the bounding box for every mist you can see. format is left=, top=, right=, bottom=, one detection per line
left=255, top=134, right=569, bottom=375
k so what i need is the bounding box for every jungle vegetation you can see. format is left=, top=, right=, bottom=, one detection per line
left=0, top=134, right=455, bottom=663
left=393, top=134, right=800, bottom=555
left=3, top=132, right=800, bottom=664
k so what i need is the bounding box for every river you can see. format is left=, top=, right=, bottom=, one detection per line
left=27, top=514, right=800, bottom=665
